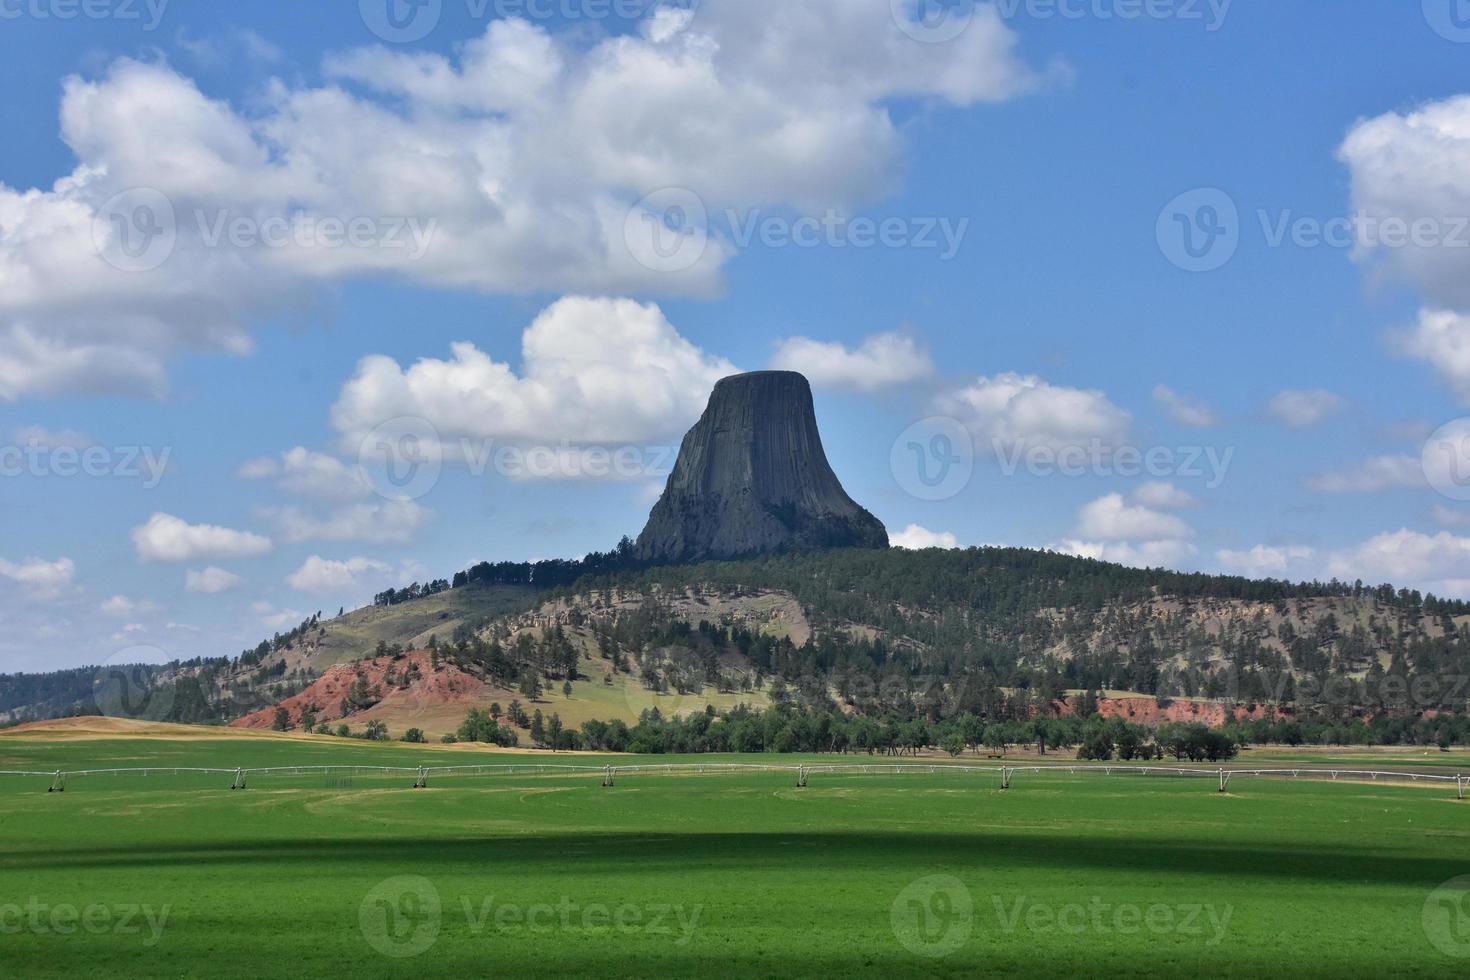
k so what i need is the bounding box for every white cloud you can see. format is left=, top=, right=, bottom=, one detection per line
left=1216, top=545, right=1316, bottom=579
left=1075, top=493, right=1193, bottom=542
left=253, top=603, right=304, bottom=631
left=1306, top=455, right=1424, bottom=494
left=332, top=296, right=736, bottom=453
left=99, top=595, right=135, bottom=616
left=1053, top=539, right=1198, bottom=570
left=1152, top=384, right=1218, bottom=428
left=769, top=332, right=932, bottom=392
left=131, top=513, right=271, bottom=563
left=0, top=6, right=1050, bottom=398
left=1051, top=493, right=1197, bottom=571
left=13, top=426, right=93, bottom=449
left=268, top=500, right=433, bottom=545
left=286, top=556, right=391, bottom=594
left=185, top=566, right=243, bottom=594
left=1389, top=309, right=1470, bottom=403
left=1327, top=529, right=1470, bottom=595
left=1267, top=389, right=1346, bottom=428
left=1339, top=95, right=1470, bottom=312
left=1131, top=481, right=1196, bottom=509
left=1432, top=504, right=1470, bottom=529
left=238, top=447, right=371, bottom=501
left=0, top=556, right=77, bottom=600
left=889, top=524, right=961, bottom=550
left=935, top=372, right=1131, bottom=456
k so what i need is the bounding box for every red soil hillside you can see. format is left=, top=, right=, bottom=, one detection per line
left=232, top=651, right=493, bottom=734
left=1059, top=695, right=1294, bottom=727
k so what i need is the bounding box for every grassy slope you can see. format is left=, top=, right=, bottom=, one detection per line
left=302, top=584, right=537, bottom=670
left=0, top=733, right=1467, bottom=978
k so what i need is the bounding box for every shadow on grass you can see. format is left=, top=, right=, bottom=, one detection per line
left=1, top=828, right=1457, bottom=889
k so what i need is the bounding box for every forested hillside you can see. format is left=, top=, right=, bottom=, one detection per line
left=5, top=547, right=1469, bottom=734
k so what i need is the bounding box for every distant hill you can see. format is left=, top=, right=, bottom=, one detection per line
left=5, top=547, right=1469, bottom=740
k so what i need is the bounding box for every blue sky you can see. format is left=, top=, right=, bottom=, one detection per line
left=5, top=0, right=1470, bottom=672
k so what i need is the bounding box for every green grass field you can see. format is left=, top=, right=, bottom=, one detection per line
left=1, top=731, right=1468, bottom=978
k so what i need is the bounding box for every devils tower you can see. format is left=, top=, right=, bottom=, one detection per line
left=636, top=371, right=889, bottom=563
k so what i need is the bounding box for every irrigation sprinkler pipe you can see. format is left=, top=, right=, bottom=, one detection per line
left=10, top=762, right=1467, bottom=798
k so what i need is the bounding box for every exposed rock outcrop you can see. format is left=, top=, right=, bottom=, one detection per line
left=636, top=371, right=888, bottom=563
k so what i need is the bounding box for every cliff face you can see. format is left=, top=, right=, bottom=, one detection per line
left=636, top=371, right=888, bottom=563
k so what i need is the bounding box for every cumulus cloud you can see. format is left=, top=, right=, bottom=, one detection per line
left=1053, top=539, right=1198, bottom=570
left=770, top=332, right=933, bottom=391
left=1268, top=389, right=1346, bottom=428
left=1075, top=493, right=1193, bottom=542
left=1389, top=309, right=1470, bottom=403
left=131, top=513, right=271, bottom=563
left=1152, top=384, right=1218, bottom=428
left=332, top=296, right=736, bottom=454
left=1339, top=95, right=1470, bottom=312
left=889, top=524, right=961, bottom=550
left=0, top=556, right=77, bottom=600
left=1432, top=504, right=1470, bottom=529
left=1216, top=545, right=1316, bottom=579
left=1327, top=529, right=1470, bottom=595
left=1, top=5, right=1050, bottom=399
left=253, top=602, right=304, bottom=631
left=935, top=372, right=1131, bottom=456
left=267, top=500, right=433, bottom=545
left=1051, top=492, right=1196, bottom=571
left=1305, top=455, right=1424, bottom=494
left=99, top=595, right=135, bottom=616
left=1131, top=481, right=1196, bottom=509
left=12, top=426, right=93, bottom=449
left=286, top=556, right=390, bottom=594
left=238, top=446, right=371, bottom=501
left=185, top=566, right=243, bottom=594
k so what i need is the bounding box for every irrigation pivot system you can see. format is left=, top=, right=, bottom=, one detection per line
left=1, top=762, right=1466, bottom=799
